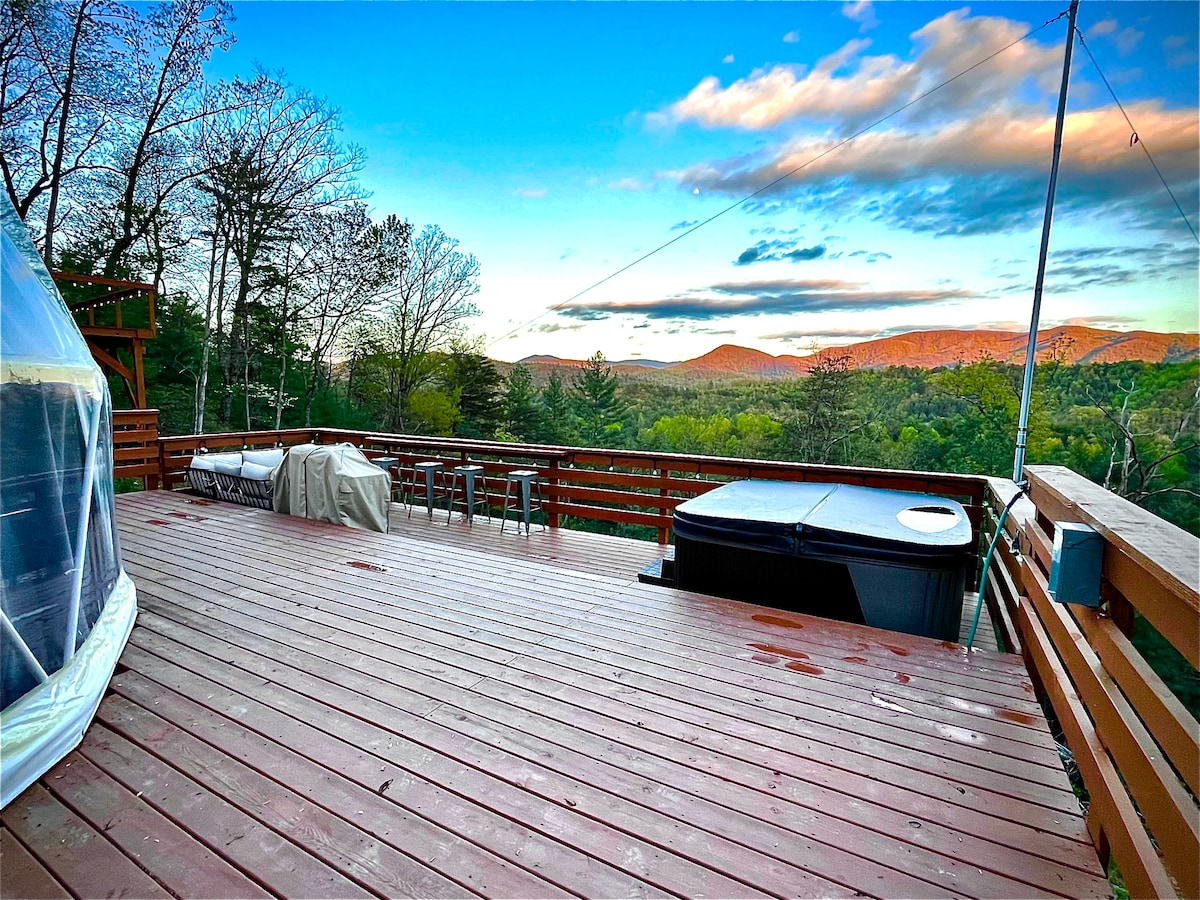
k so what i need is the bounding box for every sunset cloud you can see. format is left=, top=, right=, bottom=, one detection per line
left=670, top=102, right=1199, bottom=235
left=556, top=278, right=977, bottom=321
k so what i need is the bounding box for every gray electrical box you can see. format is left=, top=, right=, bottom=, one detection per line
left=1048, top=521, right=1104, bottom=607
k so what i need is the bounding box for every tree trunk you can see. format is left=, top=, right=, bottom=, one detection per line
left=195, top=210, right=225, bottom=433
left=274, top=285, right=290, bottom=430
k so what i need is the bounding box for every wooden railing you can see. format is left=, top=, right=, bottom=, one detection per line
left=983, top=466, right=1199, bottom=899
left=112, top=408, right=161, bottom=489
left=146, top=423, right=988, bottom=548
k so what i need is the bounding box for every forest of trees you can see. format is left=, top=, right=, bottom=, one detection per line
left=4, top=0, right=1197, bottom=540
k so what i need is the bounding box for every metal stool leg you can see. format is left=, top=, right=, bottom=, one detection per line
left=500, top=479, right=513, bottom=533
left=465, top=473, right=477, bottom=524
left=446, top=470, right=460, bottom=523
left=520, top=478, right=532, bottom=535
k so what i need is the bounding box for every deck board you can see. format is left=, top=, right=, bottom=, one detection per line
left=0, top=491, right=1108, bottom=898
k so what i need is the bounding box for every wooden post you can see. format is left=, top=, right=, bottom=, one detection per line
left=155, top=433, right=167, bottom=491
left=547, top=458, right=560, bottom=529
left=657, top=465, right=670, bottom=544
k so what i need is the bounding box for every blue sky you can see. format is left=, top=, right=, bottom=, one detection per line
left=206, top=1, right=1199, bottom=362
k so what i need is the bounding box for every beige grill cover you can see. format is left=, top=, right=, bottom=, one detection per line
left=272, top=443, right=389, bottom=532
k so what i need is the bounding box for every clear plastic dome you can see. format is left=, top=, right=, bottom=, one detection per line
left=0, top=199, right=137, bottom=807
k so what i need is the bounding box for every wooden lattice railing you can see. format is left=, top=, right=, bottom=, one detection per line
left=983, top=467, right=1199, bottom=899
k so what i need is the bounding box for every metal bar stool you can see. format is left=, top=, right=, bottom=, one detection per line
left=407, top=460, right=446, bottom=520
left=500, top=469, right=545, bottom=535
left=446, top=464, right=491, bottom=524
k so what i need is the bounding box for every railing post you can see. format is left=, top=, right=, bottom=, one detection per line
left=154, top=433, right=167, bottom=491
left=657, top=465, right=670, bottom=544
left=547, top=458, right=560, bottom=529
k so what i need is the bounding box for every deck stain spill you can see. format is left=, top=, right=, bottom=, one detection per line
left=881, top=643, right=910, bottom=657
left=167, top=511, right=207, bottom=521
left=146, top=518, right=170, bottom=526
left=998, top=708, right=1039, bottom=726
left=895, top=673, right=911, bottom=684
left=750, top=642, right=809, bottom=660
left=785, top=661, right=823, bottom=676
left=843, top=656, right=869, bottom=664
left=348, top=560, right=388, bottom=573
left=752, top=614, right=805, bottom=629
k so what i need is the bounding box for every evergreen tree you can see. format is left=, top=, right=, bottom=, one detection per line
left=443, top=344, right=501, bottom=439
left=571, top=351, right=625, bottom=446
left=539, top=370, right=577, bottom=444
left=502, top=364, right=541, bottom=441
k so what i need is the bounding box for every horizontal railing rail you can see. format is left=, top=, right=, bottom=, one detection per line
left=983, top=466, right=1199, bottom=899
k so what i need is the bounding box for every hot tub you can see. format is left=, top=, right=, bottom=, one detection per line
left=672, top=480, right=973, bottom=640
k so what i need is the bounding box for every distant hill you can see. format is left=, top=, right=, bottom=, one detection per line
left=508, top=326, right=1198, bottom=382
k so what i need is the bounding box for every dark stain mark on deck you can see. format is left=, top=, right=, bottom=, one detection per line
left=749, top=643, right=809, bottom=660
left=785, top=661, right=824, bottom=676
left=998, top=709, right=1038, bottom=726
left=752, top=614, right=805, bottom=629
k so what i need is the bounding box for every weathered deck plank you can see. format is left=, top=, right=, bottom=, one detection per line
left=0, top=491, right=1108, bottom=898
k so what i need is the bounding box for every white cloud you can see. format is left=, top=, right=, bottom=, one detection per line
left=513, top=187, right=547, bottom=198
left=1113, top=26, right=1145, bottom=57
left=722, top=53, right=735, bottom=64
left=610, top=177, right=652, bottom=192
left=1086, top=19, right=1118, bottom=38
left=782, top=31, right=800, bottom=44
left=669, top=10, right=1063, bottom=131
left=842, top=1, right=879, bottom=33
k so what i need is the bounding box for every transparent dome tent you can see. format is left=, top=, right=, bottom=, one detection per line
left=0, top=198, right=136, bottom=807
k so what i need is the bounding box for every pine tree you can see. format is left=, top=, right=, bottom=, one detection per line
left=502, top=364, right=541, bottom=441
left=539, top=370, right=577, bottom=444
left=571, top=352, right=625, bottom=446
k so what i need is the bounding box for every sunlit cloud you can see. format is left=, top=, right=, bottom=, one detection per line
left=669, top=10, right=1063, bottom=130
left=513, top=187, right=547, bottom=198
left=722, top=54, right=735, bottom=64
left=782, top=31, right=800, bottom=44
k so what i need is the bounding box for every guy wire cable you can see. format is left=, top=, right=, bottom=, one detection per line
left=1074, top=28, right=1199, bottom=244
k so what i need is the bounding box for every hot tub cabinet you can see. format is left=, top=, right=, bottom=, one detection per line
left=672, top=480, right=973, bottom=641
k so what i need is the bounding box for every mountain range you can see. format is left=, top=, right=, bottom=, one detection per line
left=513, top=326, right=1199, bottom=381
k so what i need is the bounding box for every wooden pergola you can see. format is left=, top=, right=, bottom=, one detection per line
left=52, top=271, right=157, bottom=409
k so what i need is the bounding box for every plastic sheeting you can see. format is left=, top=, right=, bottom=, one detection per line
left=272, top=443, right=390, bottom=532
left=0, top=198, right=135, bottom=807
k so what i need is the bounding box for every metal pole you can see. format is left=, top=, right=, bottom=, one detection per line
left=1013, top=0, right=1079, bottom=485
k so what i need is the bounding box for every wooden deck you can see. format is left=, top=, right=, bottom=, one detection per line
left=1, top=491, right=1109, bottom=898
